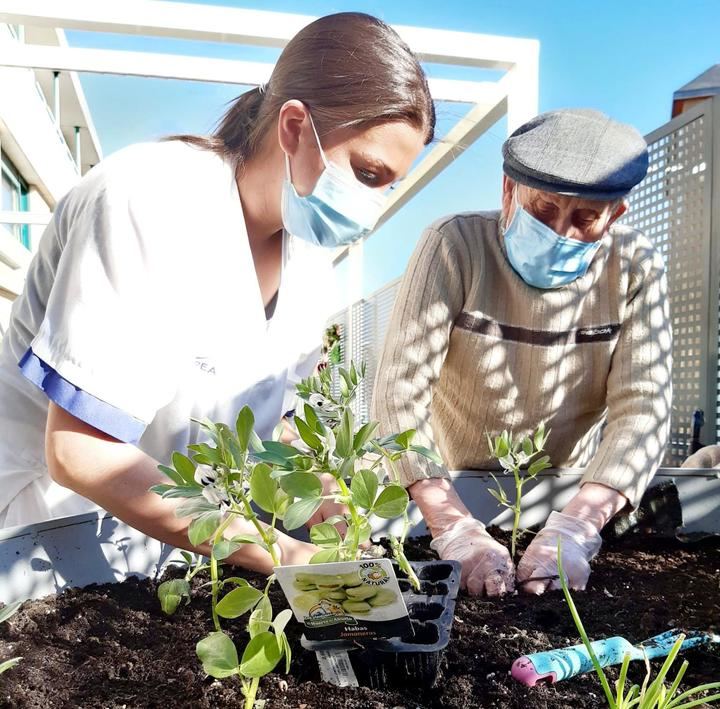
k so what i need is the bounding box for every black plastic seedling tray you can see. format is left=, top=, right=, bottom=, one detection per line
left=301, top=560, right=461, bottom=689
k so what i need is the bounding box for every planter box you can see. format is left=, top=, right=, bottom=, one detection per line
left=1, top=468, right=718, bottom=605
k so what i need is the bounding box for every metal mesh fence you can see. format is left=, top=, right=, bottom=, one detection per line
left=622, top=105, right=713, bottom=464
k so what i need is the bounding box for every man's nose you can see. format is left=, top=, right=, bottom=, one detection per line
left=545, top=215, right=587, bottom=242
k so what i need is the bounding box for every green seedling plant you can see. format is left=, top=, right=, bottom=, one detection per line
left=487, top=423, right=551, bottom=557
left=558, top=541, right=720, bottom=709
left=279, top=362, right=441, bottom=589
left=151, top=361, right=440, bottom=708
left=0, top=601, right=22, bottom=675
left=156, top=551, right=208, bottom=615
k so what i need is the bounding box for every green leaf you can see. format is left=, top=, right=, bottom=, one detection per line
left=279, top=472, right=323, bottom=499
left=196, top=631, right=239, bottom=679
left=303, top=403, right=325, bottom=434
left=522, top=437, right=533, bottom=457
left=0, top=601, right=21, bottom=625
left=221, top=577, right=250, bottom=589
left=157, top=579, right=190, bottom=615
left=249, top=463, right=278, bottom=514
left=409, top=445, right=443, bottom=465
left=155, top=484, right=204, bottom=499
left=263, top=441, right=302, bottom=458
left=534, top=422, right=547, bottom=451
left=273, top=489, right=291, bottom=520
left=212, top=540, right=241, bottom=561
left=353, top=421, right=379, bottom=454
left=235, top=406, right=255, bottom=451
left=239, top=631, right=283, bottom=678
left=528, top=455, right=551, bottom=477
left=310, top=522, right=342, bottom=548
left=395, top=430, right=416, bottom=449
left=488, top=487, right=508, bottom=506
left=175, top=496, right=218, bottom=518
left=351, top=469, right=378, bottom=510
left=188, top=443, right=225, bottom=467
left=373, top=484, right=409, bottom=519
left=188, top=510, right=222, bottom=546
left=334, top=408, right=354, bottom=458
left=495, top=434, right=509, bottom=459
left=281, top=633, right=292, bottom=673
left=172, top=452, right=197, bottom=486
left=157, top=464, right=185, bottom=486
left=0, top=657, right=22, bottom=675
left=230, top=534, right=269, bottom=552
left=283, top=496, right=323, bottom=530
left=248, top=595, right=272, bottom=638
left=309, top=548, right=342, bottom=563
left=345, top=519, right=372, bottom=545
left=295, top=417, right=323, bottom=451
left=216, top=585, right=263, bottom=619
left=272, top=608, right=293, bottom=637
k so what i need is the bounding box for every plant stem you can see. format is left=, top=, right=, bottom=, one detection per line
left=243, top=676, right=260, bottom=709
left=512, top=472, right=523, bottom=559
left=234, top=494, right=281, bottom=567
left=336, top=477, right=362, bottom=559
left=207, top=512, right=236, bottom=632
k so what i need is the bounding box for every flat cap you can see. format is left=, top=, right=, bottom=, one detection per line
left=502, top=108, right=648, bottom=201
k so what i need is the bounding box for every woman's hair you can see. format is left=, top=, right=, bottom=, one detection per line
left=173, top=12, right=435, bottom=169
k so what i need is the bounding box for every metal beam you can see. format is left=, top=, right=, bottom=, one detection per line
left=0, top=44, right=503, bottom=104
left=0, top=1, right=538, bottom=71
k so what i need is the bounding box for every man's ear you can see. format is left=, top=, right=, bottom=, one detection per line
left=607, top=198, right=628, bottom=228
left=277, top=99, right=309, bottom=158
left=501, top=175, right=515, bottom=217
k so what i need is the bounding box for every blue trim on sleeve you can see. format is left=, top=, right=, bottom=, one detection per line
left=18, top=348, right=146, bottom=445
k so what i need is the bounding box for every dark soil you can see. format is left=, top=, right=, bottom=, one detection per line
left=1, top=531, right=719, bottom=709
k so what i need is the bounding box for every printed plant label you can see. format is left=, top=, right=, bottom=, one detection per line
left=274, top=559, right=412, bottom=641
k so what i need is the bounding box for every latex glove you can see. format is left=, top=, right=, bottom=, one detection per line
left=682, top=444, right=720, bottom=469
left=430, top=517, right=515, bottom=596
left=516, top=511, right=602, bottom=594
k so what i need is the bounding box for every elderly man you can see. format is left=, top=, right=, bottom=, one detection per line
left=372, top=108, right=672, bottom=596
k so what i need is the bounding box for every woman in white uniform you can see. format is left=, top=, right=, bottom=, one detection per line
left=0, top=12, right=435, bottom=573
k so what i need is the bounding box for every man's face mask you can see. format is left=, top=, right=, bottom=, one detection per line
left=502, top=188, right=604, bottom=289
left=281, top=112, right=386, bottom=248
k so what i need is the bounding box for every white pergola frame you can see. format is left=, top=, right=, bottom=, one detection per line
left=0, top=0, right=538, bottom=320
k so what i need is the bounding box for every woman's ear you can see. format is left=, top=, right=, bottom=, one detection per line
left=277, top=100, right=309, bottom=158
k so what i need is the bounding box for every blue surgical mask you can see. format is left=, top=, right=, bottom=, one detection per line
left=281, top=113, right=386, bottom=248
left=503, top=191, right=602, bottom=289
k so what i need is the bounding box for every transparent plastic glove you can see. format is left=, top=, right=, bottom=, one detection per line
left=430, top=517, right=515, bottom=596
left=682, top=444, right=720, bottom=469
left=516, top=511, right=602, bottom=594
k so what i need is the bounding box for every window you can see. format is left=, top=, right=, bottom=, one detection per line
left=1, top=155, right=30, bottom=249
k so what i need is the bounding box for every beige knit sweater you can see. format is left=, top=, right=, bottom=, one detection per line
left=371, top=211, right=672, bottom=507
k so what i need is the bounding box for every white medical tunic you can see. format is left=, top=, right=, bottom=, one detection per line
left=0, top=140, right=335, bottom=528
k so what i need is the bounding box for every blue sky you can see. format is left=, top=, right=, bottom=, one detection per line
left=68, top=0, right=720, bottom=302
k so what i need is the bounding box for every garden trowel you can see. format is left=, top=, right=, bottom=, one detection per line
left=511, top=629, right=720, bottom=686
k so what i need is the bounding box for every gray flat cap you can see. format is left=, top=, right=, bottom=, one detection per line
left=502, top=108, right=648, bottom=201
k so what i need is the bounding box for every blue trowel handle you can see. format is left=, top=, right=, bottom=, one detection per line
left=511, top=636, right=633, bottom=686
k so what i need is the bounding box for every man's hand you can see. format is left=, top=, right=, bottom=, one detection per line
left=431, top=517, right=515, bottom=596
left=517, top=482, right=626, bottom=594
left=409, top=477, right=514, bottom=596
left=516, top=511, right=601, bottom=593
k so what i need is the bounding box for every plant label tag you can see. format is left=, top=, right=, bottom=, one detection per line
left=315, top=649, right=359, bottom=687
left=274, top=559, right=412, bottom=641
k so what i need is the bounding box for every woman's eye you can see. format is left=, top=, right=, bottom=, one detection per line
left=354, top=167, right=378, bottom=185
